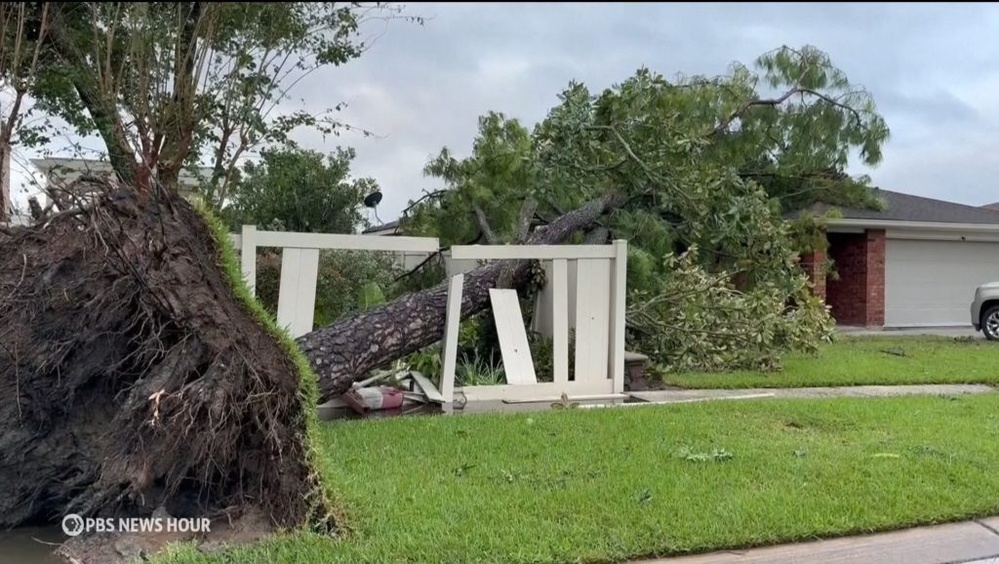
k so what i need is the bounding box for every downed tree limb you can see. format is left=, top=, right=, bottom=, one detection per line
left=296, top=192, right=624, bottom=401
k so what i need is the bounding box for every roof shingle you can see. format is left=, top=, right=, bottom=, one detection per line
left=791, top=189, right=999, bottom=225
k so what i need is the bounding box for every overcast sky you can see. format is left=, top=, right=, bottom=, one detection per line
left=11, top=2, right=999, bottom=222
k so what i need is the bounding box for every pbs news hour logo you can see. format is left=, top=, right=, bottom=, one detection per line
left=61, top=513, right=211, bottom=536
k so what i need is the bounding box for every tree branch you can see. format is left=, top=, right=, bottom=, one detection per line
left=513, top=195, right=537, bottom=244
left=711, top=86, right=864, bottom=137
left=472, top=203, right=499, bottom=245
left=45, top=4, right=138, bottom=189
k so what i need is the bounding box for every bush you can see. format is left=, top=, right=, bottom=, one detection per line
left=529, top=330, right=576, bottom=383
left=627, top=246, right=835, bottom=373
left=253, top=249, right=404, bottom=329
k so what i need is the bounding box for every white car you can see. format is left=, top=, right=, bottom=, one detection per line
left=971, top=282, right=999, bottom=341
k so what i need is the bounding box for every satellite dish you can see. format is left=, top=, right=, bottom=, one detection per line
left=363, top=191, right=383, bottom=209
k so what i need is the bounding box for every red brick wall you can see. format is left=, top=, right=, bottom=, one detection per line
left=799, top=248, right=827, bottom=299
left=825, top=230, right=885, bottom=327
left=864, top=230, right=886, bottom=326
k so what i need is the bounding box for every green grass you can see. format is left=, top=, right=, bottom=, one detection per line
left=664, top=335, right=999, bottom=389
left=155, top=392, right=999, bottom=564
left=194, top=201, right=332, bottom=521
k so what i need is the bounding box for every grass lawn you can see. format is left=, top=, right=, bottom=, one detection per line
left=663, top=335, right=999, bottom=390
left=156, top=391, right=999, bottom=564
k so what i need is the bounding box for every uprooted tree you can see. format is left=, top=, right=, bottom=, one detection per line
left=0, top=0, right=418, bottom=551
left=0, top=3, right=889, bottom=558
left=385, top=46, right=891, bottom=377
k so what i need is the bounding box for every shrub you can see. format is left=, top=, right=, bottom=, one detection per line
left=253, top=249, right=403, bottom=329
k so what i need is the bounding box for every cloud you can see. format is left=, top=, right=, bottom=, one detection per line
left=281, top=2, right=999, bottom=220
left=11, top=4, right=999, bottom=217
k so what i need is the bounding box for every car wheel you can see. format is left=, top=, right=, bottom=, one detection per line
left=984, top=306, right=999, bottom=341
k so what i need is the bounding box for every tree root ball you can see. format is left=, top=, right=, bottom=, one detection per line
left=0, top=188, right=329, bottom=539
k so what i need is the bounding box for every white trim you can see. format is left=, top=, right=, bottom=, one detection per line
left=825, top=226, right=865, bottom=234
left=886, top=229, right=999, bottom=243
left=255, top=230, right=439, bottom=252
left=825, top=218, right=999, bottom=233
left=450, top=244, right=617, bottom=260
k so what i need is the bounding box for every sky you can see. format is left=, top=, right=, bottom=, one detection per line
left=10, top=2, right=999, bottom=223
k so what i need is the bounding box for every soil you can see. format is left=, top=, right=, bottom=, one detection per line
left=55, top=507, right=277, bottom=564
left=0, top=187, right=329, bottom=562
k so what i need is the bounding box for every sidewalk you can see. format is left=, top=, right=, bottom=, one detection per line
left=641, top=518, right=999, bottom=564
left=627, top=383, right=994, bottom=403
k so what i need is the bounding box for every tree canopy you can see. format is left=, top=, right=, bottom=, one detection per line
left=223, top=146, right=376, bottom=234
left=3, top=2, right=419, bottom=207
left=402, top=45, right=891, bottom=371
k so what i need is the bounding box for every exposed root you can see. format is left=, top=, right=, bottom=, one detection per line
left=0, top=187, right=329, bottom=547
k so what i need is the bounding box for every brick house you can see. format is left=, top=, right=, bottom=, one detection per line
left=795, top=189, right=999, bottom=328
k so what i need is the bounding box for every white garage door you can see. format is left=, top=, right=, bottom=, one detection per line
left=885, top=238, right=999, bottom=327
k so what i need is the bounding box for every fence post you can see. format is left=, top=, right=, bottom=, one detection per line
left=552, top=258, right=569, bottom=384
left=440, top=273, right=465, bottom=405
left=609, top=239, right=628, bottom=393
left=240, top=225, right=257, bottom=296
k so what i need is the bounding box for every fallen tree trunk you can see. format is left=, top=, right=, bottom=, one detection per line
left=297, top=193, right=624, bottom=400
left=0, top=189, right=327, bottom=536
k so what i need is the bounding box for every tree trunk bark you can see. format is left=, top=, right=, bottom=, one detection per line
left=296, top=193, right=624, bottom=401
left=0, top=144, right=9, bottom=224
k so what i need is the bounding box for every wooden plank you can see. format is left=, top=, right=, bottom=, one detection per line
left=573, top=259, right=611, bottom=382
left=276, top=247, right=302, bottom=334
left=489, top=289, right=537, bottom=385
left=531, top=260, right=554, bottom=335
left=409, top=371, right=445, bottom=404
left=551, top=259, right=569, bottom=385
left=456, top=380, right=611, bottom=402
left=401, top=251, right=432, bottom=271
left=502, top=393, right=630, bottom=404
left=451, top=244, right=616, bottom=260
left=608, top=240, right=628, bottom=394
left=276, top=248, right=319, bottom=338
left=444, top=255, right=482, bottom=277
left=255, top=230, right=439, bottom=253
left=531, top=259, right=578, bottom=336
left=239, top=225, right=257, bottom=295
left=439, top=273, right=464, bottom=404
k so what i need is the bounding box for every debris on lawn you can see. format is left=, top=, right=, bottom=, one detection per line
left=550, top=392, right=580, bottom=410
left=338, top=369, right=446, bottom=416
left=879, top=346, right=908, bottom=357
left=676, top=446, right=734, bottom=463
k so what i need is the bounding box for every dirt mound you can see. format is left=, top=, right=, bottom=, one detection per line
left=0, top=188, right=328, bottom=541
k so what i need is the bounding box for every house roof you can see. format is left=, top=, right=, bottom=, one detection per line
left=31, top=157, right=213, bottom=190
left=362, top=219, right=401, bottom=235
left=792, top=189, right=999, bottom=226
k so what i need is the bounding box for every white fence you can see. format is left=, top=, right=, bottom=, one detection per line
left=442, top=242, right=628, bottom=403
left=231, top=225, right=628, bottom=404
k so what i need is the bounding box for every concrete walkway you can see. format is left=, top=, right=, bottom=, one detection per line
left=628, top=384, right=994, bottom=404
left=640, top=518, right=999, bottom=564
left=444, top=384, right=996, bottom=415
left=838, top=326, right=981, bottom=338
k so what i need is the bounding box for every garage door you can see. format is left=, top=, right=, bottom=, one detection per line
left=885, top=238, right=999, bottom=327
